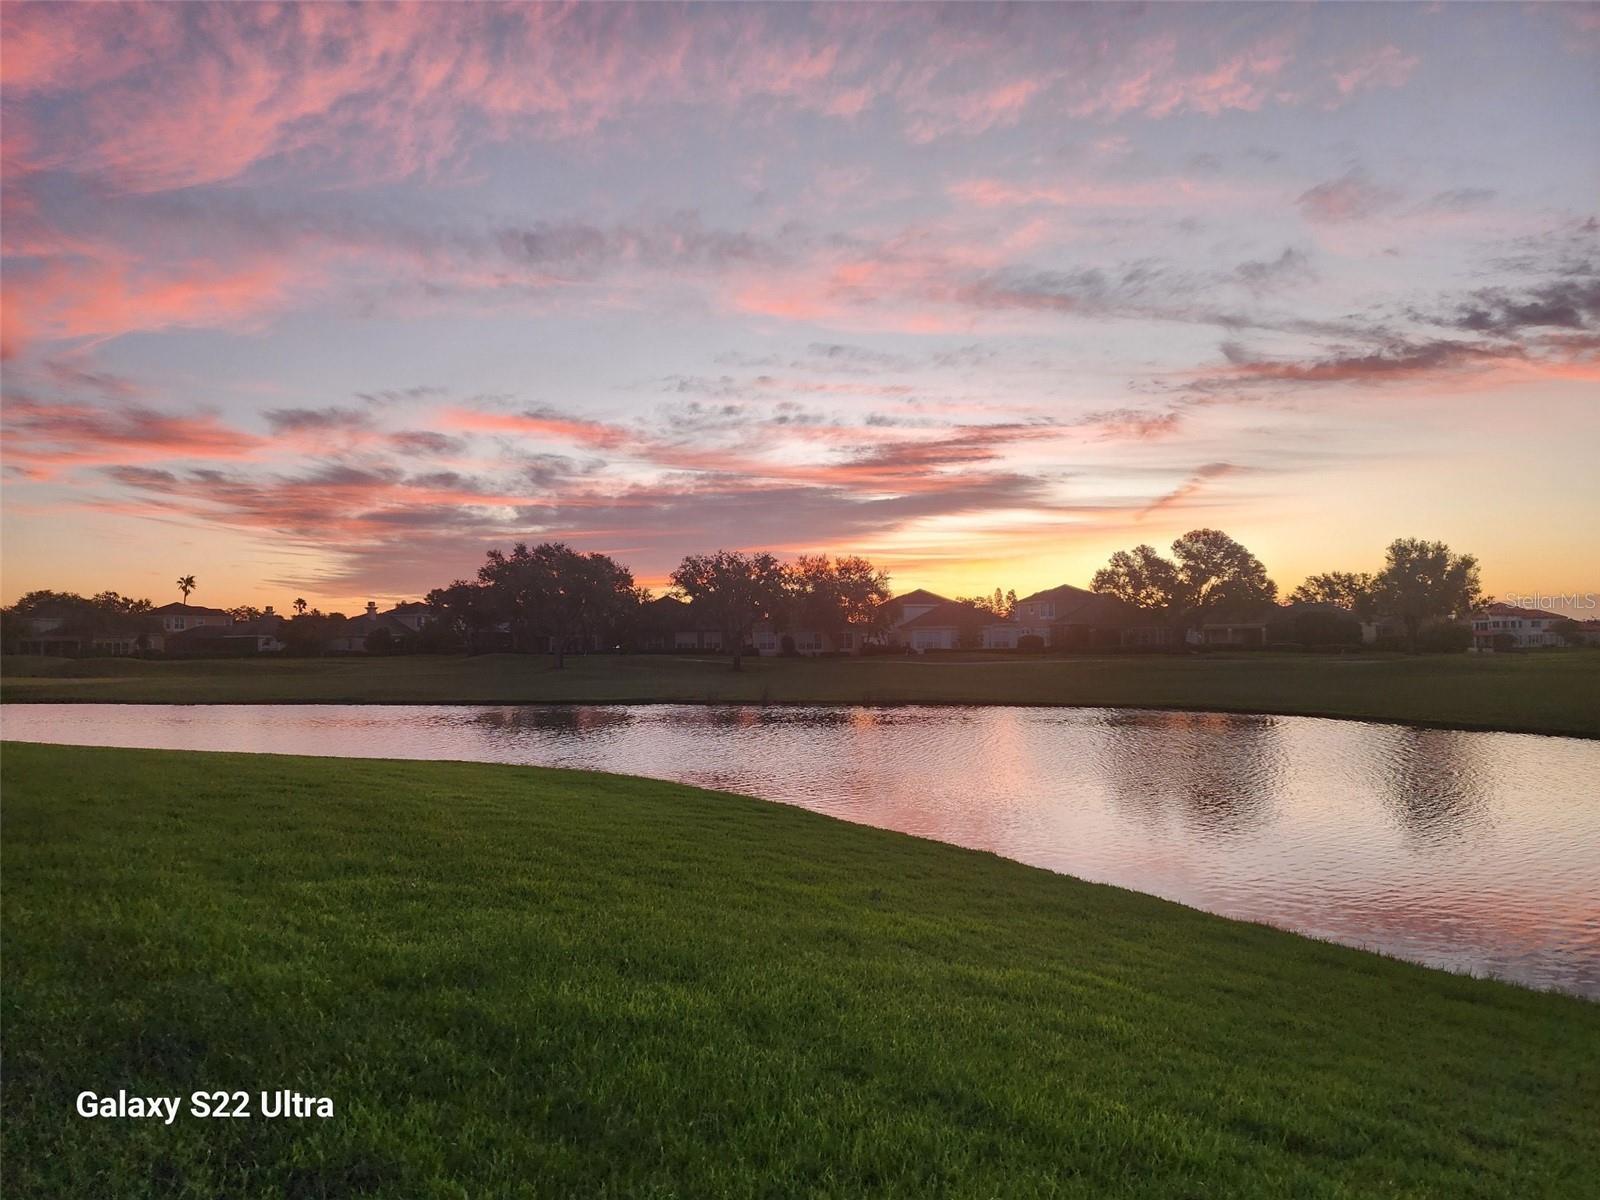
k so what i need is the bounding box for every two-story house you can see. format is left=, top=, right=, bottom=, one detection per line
left=1469, top=603, right=1567, bottom=650
left=150, top=602, right=233, bottom=634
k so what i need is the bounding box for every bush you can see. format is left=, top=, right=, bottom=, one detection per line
left=1016, top=634, right=1045, bottom=653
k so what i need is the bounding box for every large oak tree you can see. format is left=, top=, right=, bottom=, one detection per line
left=1091, top=529, right=1276, bottom=633
left=670, top=550, right=789, bottom=670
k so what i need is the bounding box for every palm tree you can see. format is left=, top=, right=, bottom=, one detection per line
left=293, top=597, right=308, bottom=616
left=177, top=575, right=196, bottom=603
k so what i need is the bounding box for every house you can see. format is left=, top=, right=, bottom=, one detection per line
left=889, top=599, right=992, bottom=652
left=862, top=589, right=950, bottom=651
left=167, top=612, right=285, bottom=655
left=1266, top=602, right=1363, bottom=648
left=752, top=622, right=833, bottom=655
left=90, top=627, right=165, bottom=656
left=982, top=620, right=1021, bottom=650
left=1360, top=615, right=1406, bottom=644
left=885, top=589, right=946, bottom=626
left=151, top=602, right=233, bottom=634
left=1469, top=603, right=1568, bottom=651
left=1011, top=584, right=1173, bottom=650
left=1193, top=603, right=1278, bottom=647
left=11, top=605, right=166, bottom=656
left=385, top=601, right=434, bottom=633
left=636, top=596, right=725, bottom=652
left=11, top=608, right=87, bottom=656
left=326, top=602, right=416, bottom=653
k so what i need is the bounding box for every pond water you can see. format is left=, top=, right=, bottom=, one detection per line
left=4, top=703, right=1596, bottom=998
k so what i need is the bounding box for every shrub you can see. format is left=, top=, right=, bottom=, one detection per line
left=1016, top=634, right=1045, bottom=653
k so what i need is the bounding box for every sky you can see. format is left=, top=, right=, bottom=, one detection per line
left=2, top=1, right=1597, bottom=613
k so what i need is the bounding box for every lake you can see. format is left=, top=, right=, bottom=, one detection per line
left=3, top=702, right=1596, bottom=997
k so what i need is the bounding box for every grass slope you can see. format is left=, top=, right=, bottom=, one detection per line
left=4, top=649, right=1599, bottom=736
left=3, top=743, right=1596, bottom=1198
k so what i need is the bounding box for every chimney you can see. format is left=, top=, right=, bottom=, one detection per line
left=366, top=601, right=378, bottom=616
left=264, top=605, right=275, bottom=616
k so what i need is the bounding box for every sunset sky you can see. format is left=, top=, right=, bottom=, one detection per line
left=3, top=2, right=1597, bottom=612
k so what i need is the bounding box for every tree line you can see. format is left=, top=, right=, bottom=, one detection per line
left=3, top=529, right=1517, bottom=663
left=428, top=546, right=894, bottom=670
left=1088, top=529, right=1485, bottom=652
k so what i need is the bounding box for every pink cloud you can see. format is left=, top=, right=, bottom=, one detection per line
left=1332, top=45, right=1420, bottom=98
left=1, top=398, right=269, bottom=478
left=1067, top=33, right=1297, bottom=120
left=948, top=176, right=1248, bottom=211
left=1, top=257, right=300, bottom=359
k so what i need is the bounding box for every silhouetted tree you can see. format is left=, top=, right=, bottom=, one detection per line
left=293, top=597, right=308, bottom=616
left=176, top=575, right=196, bottom=603
left=1091, top=544, right=1184, bottom=614
left=957, top=588, right=1017, bottom=618
left=1371, top=538, right=1483, bottom=652
left=89, top=591, right=153, bottom=616
left=1092, top=529, right=1276, bottom=635
left=789, top=554, right=893, bottom=649
left=1288, top=571, right=1376, bottom=615
left=281, top=613, right=337, bottom=656
left=476, top=542, right=638, bottom=667
left=671, top=549, right=788, bottom=671
left=427, top=581, right=496, bottom=653
left=228, top=605, right=263, bottom=622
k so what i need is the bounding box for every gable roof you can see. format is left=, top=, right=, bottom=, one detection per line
left=896, top=599, right=994, bottom=631
left=151, top=602, right=231, bottom=616
left=1015, top=584, right=1143, bottom=626
left=889, top=589, right=949, bottom=607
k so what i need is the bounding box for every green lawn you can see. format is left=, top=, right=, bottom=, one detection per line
left=4, top=648, right=1598, bottom=736
left=3, top=744, right=1596, bottom=1198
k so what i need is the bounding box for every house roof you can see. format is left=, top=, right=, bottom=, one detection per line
left=338, top=613, right=412, bottom=636
left=151, top=602, right=231, bottom=616
left=387, top=601, right=430, bottom=614
left=889, top=589, right=949, bottom=607
left=896, top=600, right=992, bottom=631
left=164, top=625, right=254, bottom=643
left=1015, top=583, right=1150, bottom=627
left=1479, top=603, right=1559, bottom=620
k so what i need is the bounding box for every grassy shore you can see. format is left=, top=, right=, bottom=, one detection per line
left=4, top=648, right=1598, bottom=736
left=3, top=743, right=1596, bottom=1197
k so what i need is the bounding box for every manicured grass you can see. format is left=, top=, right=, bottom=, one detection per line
left=4, top=648, right=1599, bottom=736
left=3, top=744, right=1596, bottom=1198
